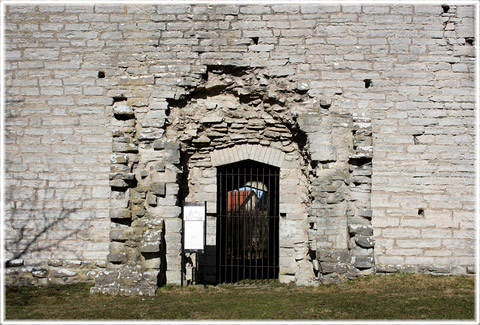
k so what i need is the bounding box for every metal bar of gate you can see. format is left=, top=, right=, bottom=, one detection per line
left=252, top=168, right=258, bottom=283
left=261, top=166, right=265, bottom=282
left=247, top=169, right=254, bottom=281
left=266, top=166, right=270, bottom=281
left=218, top=171, right=221, bottom=284
left=225, top=169, right=228, bottom=283
left=230, top=166, right=234, bottom=283
left=274, top=168, right=278, bottom=278
left=242, top=168, right=251, bottom=281
left=248, top=165, right=252, bottom=282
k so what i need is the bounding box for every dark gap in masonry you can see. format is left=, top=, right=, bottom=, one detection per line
left=142, top=252, right=161, bottom=260
left=207, top=64, right=250, bottom=77
left=113, top=95, right=128, bottom=103
left=349, top=157, right=372, bottom=167
left=418, top=209, right=425, bottom=217
left=413, top=135, right=420, bottom=145
left=98, top=71, right=105, bottom=78
left=111, top=218, right=132, bottom=226
left=465, top=37, right=474, bottom=45
left=442, top=5, right=450, bottom=13
left=111, top=186, right=129, bottom=193
left=251, top=37, right=259, bottom=45
left=363, top=79, right=372, bottom=88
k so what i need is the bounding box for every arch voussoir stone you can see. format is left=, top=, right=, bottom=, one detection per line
left=210, top=145, right=285, bottom=168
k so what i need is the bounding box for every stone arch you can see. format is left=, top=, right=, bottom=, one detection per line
left=160, top=68, right=314, bottom=284
left=210, top=144, right=285, bottom=168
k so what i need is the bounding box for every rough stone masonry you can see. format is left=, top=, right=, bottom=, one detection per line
left=4, top=3, right=476, bottom=295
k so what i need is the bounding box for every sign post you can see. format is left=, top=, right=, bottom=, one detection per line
left=181, top=201, right=207, bottom=288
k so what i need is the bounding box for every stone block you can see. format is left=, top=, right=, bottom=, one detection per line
left=317, top=249, right=351, bottom=264
left=112, top=142, right=138, bottom=153
left=320, top=262, right=347, bottom=274
left=357, top=209, right=372, bottom=218
left=140, top=242, right=161, bottom=253
left=354, top=256, right=374, bottom=269
left=147, top=193, right=157, bottom=206
left=107, top=253, right=127, bottom=264
left=32, top=268, right=48, bottom=278
left=376, top=264, right=400, bottom=273
left=109, top=228, right=129, bottom=241
left=150, top=101, right=169, bottom=110
left=355, top=235, right=375, bottom=249
left=348, top=224, right=373, bottom=236
left=110, top=209, right=131, bottom=219
left=6, top=259, right=24, bottom=267
left=265, top=66, right=296, bottom=78
left=132, top=205, right=146, bottom=218
left=414, top=5, right=443, bottom=15
left=50, top=268, right=77, bottom=277
left=143, top=258, right=161, bottom=269
left=301, top=5, right=340, bottom=13
left=200, top=114, right=224, bottom=124
left=279, top=274, right=295, bottom=284
left=249, top=44, right=275, bottom=52
left=311, top=144, right=336, bottom=162
left=150, top=182, right=166, bottom=196
left=48, top=260, right=63, bottom=267
left=192, top=135, right=211, bottom=145
left=109, top=172, right=135, bottom=181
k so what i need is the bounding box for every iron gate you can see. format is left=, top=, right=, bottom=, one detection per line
left=216, top=160, right=279, bottom=284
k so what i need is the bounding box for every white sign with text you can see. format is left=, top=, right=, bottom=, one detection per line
left=183, top=203, right=206, bottom=251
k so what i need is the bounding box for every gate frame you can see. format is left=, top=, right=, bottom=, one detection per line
left=210, top=144, right=308, bottom=284
left=216, top=160, right=280, bottom=284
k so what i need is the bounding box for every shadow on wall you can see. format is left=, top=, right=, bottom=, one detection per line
left=185, top=245, right=216, bottom=285
left=4, top=187, right=91, bottom=265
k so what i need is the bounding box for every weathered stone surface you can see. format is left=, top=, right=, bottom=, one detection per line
left=200, top=114, right=223, bottom=124
left=357, top=209, right=372, bottom=218
left=113, top=104, right=134, bottom=118
left=109, top=172, right=135, bottom=181
left=6, top=259, right=24, bottom=267
left=320, top=262, right=347, bottom=274
left=192, top=135, right=211, bottom=145
left=140, top=242, right=161, bottom=253
left=146, top=193, right=157, bottom=206
left=348, top=224, right=373, bottom=236
left=50, top=268, right=77, bottom=277
left=48, top=260, right=63, bottom=267
left=32, top=268, right=48, bottom=278
left=311, top=144, right=336, bottom=162
left=4, top=4, right=475, bottom=293
left=132, top=205, right=146, bottom=217
left=375, top=265, right=399, bottom=273
left=110, top=179, right=128, bottom=188
left=110, top=228, right=129, bottom=241
left=149, top=182, right=165, bottom=196
left=110, top=208, right=131, bottom=219
left=107, top=253, right=127, bottom=264
left=112, top=142, right=138, bottom=153
left=354, top=256, right=374, bottom=269
left=355, top=236, right=375, bottom=249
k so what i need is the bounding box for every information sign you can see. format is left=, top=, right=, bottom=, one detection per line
left=183, top=202, right=206, bottom=252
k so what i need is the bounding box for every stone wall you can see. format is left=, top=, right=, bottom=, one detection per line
left=4, top=4, right=476, bottom=290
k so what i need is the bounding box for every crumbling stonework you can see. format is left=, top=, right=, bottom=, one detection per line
left=4, top=4, right=476, bottom=292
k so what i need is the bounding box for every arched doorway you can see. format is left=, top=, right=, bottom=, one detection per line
left=216, top=160, right=280, bottom=284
